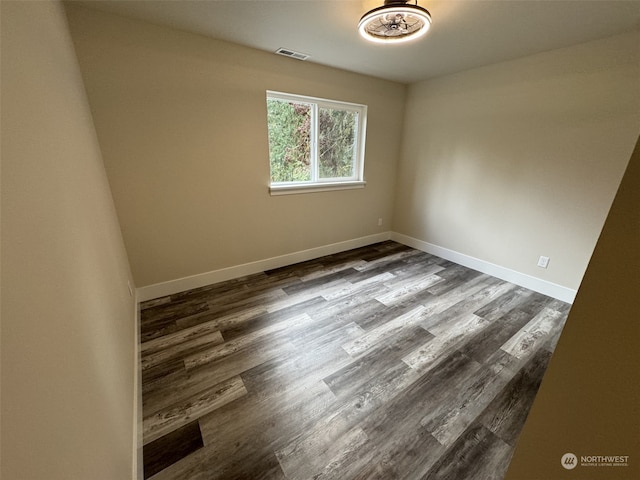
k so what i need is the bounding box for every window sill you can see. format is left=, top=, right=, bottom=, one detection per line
left=269, top=181, right=366, bottom=196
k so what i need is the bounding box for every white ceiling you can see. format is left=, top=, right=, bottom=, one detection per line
left=73, top=0, right=640, bottom=83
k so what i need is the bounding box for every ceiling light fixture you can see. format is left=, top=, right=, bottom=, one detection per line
left=358, top=0, right=432, bottom=44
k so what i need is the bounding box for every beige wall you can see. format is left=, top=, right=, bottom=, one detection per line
left=1, top=1, right=137, bottom=478
left=64, top=5, right=406, bottom=288
left=394, top=31, right=640, bottom=290
left=506, top=136, right=640, bottom=479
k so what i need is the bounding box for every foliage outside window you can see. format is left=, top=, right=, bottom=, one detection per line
left=266, top=91, right=367, bottom=194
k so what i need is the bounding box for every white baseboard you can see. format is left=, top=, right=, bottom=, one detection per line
left=136, top=232, right=392, bottom=301
left=136, top=231, right=576, bottom=304
left=391, top=233, right=577, bottom=304
left=132, top=292, right=143, bottom=480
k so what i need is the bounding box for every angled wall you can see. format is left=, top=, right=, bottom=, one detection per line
left=506, top=137, right=639, bottom=479
left=1, top=1, right=137, bottom=478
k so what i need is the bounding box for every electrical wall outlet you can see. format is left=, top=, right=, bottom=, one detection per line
left=537, top=256, right=550, bottom=269
left=378, top=218, right=383, bottom=226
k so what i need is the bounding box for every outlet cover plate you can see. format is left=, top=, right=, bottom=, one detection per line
left=537, top=256, right=550, bottom=268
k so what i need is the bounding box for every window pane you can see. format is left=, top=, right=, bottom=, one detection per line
left=318, top=107, right=357, bottom=179
left=267, top=98, right=312, bottom=182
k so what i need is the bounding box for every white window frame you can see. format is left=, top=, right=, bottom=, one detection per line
left=266, top=91, right=367, bottom=195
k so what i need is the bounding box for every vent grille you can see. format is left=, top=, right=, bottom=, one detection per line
left=275, top=48, right=310, bottom=61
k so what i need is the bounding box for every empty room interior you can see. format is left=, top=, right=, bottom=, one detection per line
left=1, top=1, right=639, bottom=479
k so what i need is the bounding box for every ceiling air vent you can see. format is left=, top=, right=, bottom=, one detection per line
left=275, top=48, right=310, bottom=61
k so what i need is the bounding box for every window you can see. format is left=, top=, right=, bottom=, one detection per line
left=266, top=91, right=367, bottom=195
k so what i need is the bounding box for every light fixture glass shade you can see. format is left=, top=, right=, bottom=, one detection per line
left=359, top=1, right=431, bottom=44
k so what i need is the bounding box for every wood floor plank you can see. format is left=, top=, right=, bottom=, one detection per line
left=306, top=436, right=380, bottom=480
left=289, top=320, right=365, bottom=352
left=299, top=258, right=367, bottom=281
left=321, top=271, right=395, bottom=302
left=198, top=383, right=340, bottom=479
left=543, top=306, right=569, bottom=353
left=183, top=313, right=313, bottom=370
left=425, top=279, right=515, bottom=335
left=459, top=309, right=535, bottom=365
left=268, top=352, right=422, bottom=475
left=375, top=272, right=444, bottom=306
left=141, top=296, right=171, bottom=310
left=218, top=296, right=326, bottom=340
left=148, top=442, right=287, bottom=480
left=324, top=325, right=433, bottom=399
left=417, top=273, right=499, bottom=328
left=199, top=379, right=339, bottom=462
left=142, top=331, right=224, bottom=372
left=478, top=347, right=552, bottom=446
left=347, top=256, right=417, bottom=284
left=180, top=334, right=297, bottom=391
left=303, top=277, right=393, bottom=323
left=169, top=271, right=269, bottom=302
left=350, top=298, right=427, bottom=332
left=203, top=287, right=290, bottom=321
left=143, top=420, right=203, bottom=479
left=500, top=306, right=564, bottom=359
left=141, top=300, right=209, bottom=327
left=353, top=426, right=444, bottom=480
left=146, top=439, right=214, bottom=480
left=142, top=321, right=223, bottom=356
left=515, top=290, right=556, bottom=316
left=276, top=425, right=369, bottom=480
left=143, top=375, right=247, bottom=445
left=473, top=286, right=536, bottom=321
left=403, top=313, right=489, bottom=373
left=142, top=358, right=187, bottom=387
left=421, top=363, right=513, bottom=447
left=338, top=360, right=422, bottom=430
left=422, top=424, right=513, bottom=480
left=283, top=267, right=360, bottom=295
left=341, top=305, right=427, bottom=357
left=361, top=350, right=484, bottom=444
left=243, top=323, right=362, bottom=397
left=265, top=279, right=350, bottom=313
left=139, top=241, right=570, bottom=478
left=140, top=319, right=180, bottom=344
left=426, top=264, right=485, bottom=296
left=175, top=304, right=266, bottom=331
left=143, top=360, right=245, bottom=417
left=142, top=324, right=303, bottom=409
left=352, top=246, right=426, bottom=272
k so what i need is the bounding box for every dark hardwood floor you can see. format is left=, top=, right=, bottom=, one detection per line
left=140, top=241, right=570, bottom=479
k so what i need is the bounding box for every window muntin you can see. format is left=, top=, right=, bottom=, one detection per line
left=266, top=91, right=366, bottom=191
